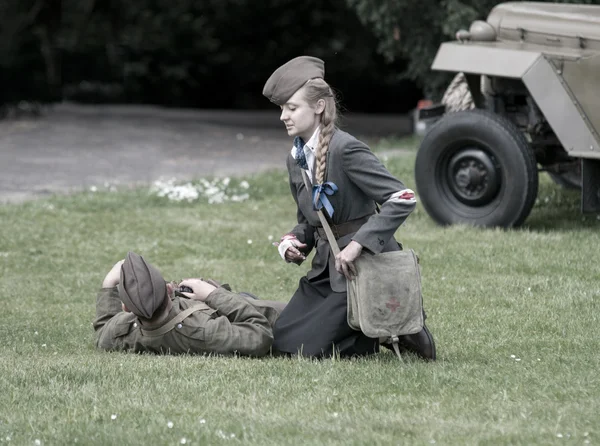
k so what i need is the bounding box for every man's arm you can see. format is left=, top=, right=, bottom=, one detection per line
left=93, top=286, right=138, bottom=350
left=93, top=286, right=124, bottom=333
left=94, top=260, right=125, bottom=336
left=93, top=260, right=138, bottom=351
left=94, top=260, right=125, bottom=334
left=203, top=288, right=274, bottom=356
left=179, top=280, right=274, bottom=356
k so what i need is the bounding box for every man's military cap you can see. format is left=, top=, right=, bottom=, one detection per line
left=262, top=56, right=325, bottom=106
left=119, top=252, right=167, bottom=319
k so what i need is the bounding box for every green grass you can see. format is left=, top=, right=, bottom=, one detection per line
left=0, top=143, right=599, bottom=445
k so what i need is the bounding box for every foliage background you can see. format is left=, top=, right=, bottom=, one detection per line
left=1, top=0, right=419, bottom=112
left=2, top=0, right=600, bottom=110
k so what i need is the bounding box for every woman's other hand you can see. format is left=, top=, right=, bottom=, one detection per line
left=335, top=241, right=363, bottom=280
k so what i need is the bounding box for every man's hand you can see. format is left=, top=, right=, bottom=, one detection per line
left=102, top=260, right=124, bottom=288
left=335, top=241, right=363, bottom=281
left=178, top=278, right=217, bottom=302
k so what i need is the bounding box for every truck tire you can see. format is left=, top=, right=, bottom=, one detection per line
left=441, top=72, right=474, bottom=113
left=415, top=109, right=538, bottom=228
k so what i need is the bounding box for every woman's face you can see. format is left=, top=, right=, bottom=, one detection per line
left=280, top=87, right=323, bottom=141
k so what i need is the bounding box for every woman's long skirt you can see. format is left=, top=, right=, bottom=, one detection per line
left=273, top=271, right=378, bottom=358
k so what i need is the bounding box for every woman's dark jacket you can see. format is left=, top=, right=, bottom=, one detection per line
left=286, top=128, right=416, bottom=292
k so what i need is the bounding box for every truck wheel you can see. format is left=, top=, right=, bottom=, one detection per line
left=441, top=72, right=474, bottom=113
left=415, top=109, right=538, bottom=228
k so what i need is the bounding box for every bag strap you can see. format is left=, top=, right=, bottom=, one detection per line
left=140, top=303, right=211, bottom=337
left=389, top=335, right=404, bottom=362
left=302, top=170, right=341, bottom=257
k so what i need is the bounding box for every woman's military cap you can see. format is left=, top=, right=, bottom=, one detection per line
left=262, top=56, right=325, bottom=106
left=119, top=252, right=167, bottom=319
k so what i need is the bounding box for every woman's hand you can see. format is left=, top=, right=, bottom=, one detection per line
left=178, top=278, right=217, bottom=301
left=274, top=234, right=307, bottom=265
left=335, top=241, right=363, bottom=281
left=102, top=259, right=124, bottom=288
left=284, top=240, right=308, bottom=264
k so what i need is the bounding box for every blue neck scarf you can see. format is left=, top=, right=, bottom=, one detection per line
left=293, top=136, right=309, bottom=170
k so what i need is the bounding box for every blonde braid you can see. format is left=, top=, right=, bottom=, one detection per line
left=315, top=99, right=336, bottom=184
left=302, top=78, right=339, bottom=184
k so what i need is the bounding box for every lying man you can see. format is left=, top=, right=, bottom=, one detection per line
left=94, top=251, right=286, bottom=356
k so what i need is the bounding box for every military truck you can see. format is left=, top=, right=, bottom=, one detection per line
left=414, top=1, right=600, bottom=227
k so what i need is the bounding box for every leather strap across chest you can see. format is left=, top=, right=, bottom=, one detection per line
left=140, top=303, right=212, bottom=337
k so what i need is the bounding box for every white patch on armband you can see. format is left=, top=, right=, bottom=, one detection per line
left=386, top=189, right=417, bottom=204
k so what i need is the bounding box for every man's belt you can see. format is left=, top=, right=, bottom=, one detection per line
left=316, top=214, right=372, bottom=240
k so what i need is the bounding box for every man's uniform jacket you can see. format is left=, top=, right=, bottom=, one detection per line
left=94, top=286, right=278, bottom=356
left=287, top=129, right=415, bottom=291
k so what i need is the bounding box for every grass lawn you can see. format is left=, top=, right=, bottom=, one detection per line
left=0, top=137, right=598, bottom=445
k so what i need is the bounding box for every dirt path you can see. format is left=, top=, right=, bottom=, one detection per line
left=0, top=103, right=411, bottom=203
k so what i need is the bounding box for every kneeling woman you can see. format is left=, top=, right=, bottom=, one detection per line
left=263, top=56, right=435, bottom=359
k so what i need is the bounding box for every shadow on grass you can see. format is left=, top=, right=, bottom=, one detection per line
left=521, top=176, right=599, bottom=232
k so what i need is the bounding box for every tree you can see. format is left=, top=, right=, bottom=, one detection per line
left=59, top=0, right=421, bottom=110
left=0, top=0, right=60, bottom=103
left=1, top=0, right=424, bottom=111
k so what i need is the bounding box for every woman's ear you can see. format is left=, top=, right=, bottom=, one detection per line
left=315, top=99, right=325, bottom=115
